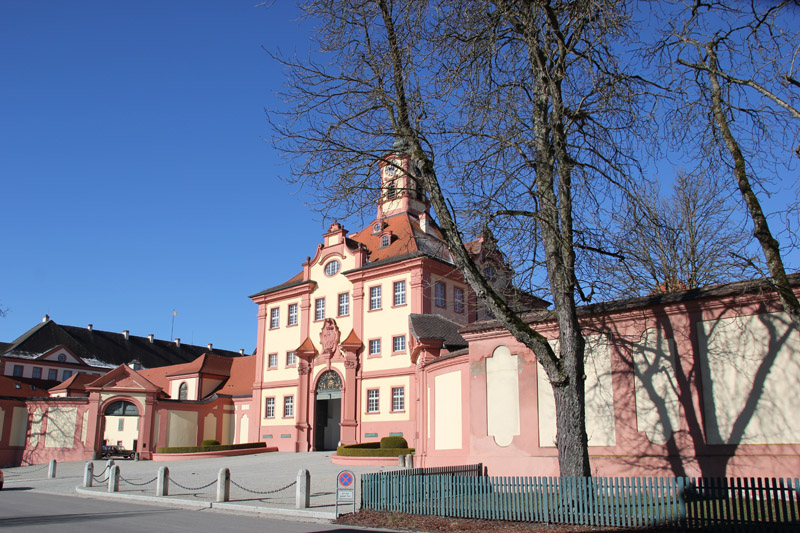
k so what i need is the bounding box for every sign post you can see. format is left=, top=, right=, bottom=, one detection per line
left=335, top=470, right=356, bottom=516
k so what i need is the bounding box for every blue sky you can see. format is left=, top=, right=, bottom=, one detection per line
left=0, top=1, right=325, bottom=353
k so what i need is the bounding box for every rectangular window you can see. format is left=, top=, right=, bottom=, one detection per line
left=268, top=353, right=278, bottom=368
left=265, top=397, right=275, bottom=418
left=392, top=387, right=405, bottom=412
left=48, top=369, right=58, bottom=380
left=288, top=303, right=298, bottom=326
left=338, top=293, right=349, bottom=316
left=369, top=339, right=381, bottom=356
left=435, top=282, right=446, bottom=308
left=32, top=367, right=42, bottom=379
left=454, top=287, right=465, bottom=313
left=367, top=389, right=380, bottom=413
left=369, top=286, right=382, bottom=310
left=393, top=281, right=406, bottom=306
left=12, top=365, right=23, bottom=377
left=284, top=396, right=294, bottom=417
left=62, top=370, right=73, bottom=380
left=286, top=351, right=296, bottom=366
left=392, top=335, right=406, bottom=353
left=315, top=298, right=325, bottom=321
left=270, top=307, right=280, bottom=329
left=118, top=419, right=124, bottom=431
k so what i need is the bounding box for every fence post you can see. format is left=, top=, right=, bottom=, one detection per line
left=157, top=466, right=170, bottom=497
left=108, top=465, right=120, bottom=493
left=216, top=468, right=230, bottom=502
left=296, top=468, right=310, bottom=509
left=47, top=459, right=57, bottom=479
left=83, top=462, right=93, bottom=488
left=677, top=477, right=687, bottom=527
left=405, top=454, right=413, bottom=468
left=398, top=455, right=405, bottom=468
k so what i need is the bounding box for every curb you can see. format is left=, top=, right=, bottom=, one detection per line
left=74, top=486, right=337, bottom=522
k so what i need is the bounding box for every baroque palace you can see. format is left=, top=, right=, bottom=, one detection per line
left=2, top=150, right=799, bottom=479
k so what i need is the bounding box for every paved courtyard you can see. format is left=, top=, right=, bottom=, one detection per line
left=2, top=451, right=398, bottom=520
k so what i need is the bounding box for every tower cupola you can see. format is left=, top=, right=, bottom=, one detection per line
left=377, top=152, right=430, bottom=218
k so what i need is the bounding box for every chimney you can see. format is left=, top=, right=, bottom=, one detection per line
left=88, top=324, right=93, bottom=331
left=122, top=330, right=129, bottom=340
left=419, top=213, right=428, bottom=233
left=42, top=314, right=49, bottom=323
left=207, top=343, right=213, bottom=351
left=148, top=334, right=154, bottom=343
left=174, top=338, right=180, bottom=348
left=239, top=349, right=245, bottom=356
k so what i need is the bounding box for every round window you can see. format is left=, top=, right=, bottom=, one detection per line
left=57, top=354, right=67, bottom=363
left=325, top=260, right=340, bottom=276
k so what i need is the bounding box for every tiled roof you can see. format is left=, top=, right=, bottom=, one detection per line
left=138, top=354, right=256, bottom=399
left=1, top=319, right=245, bottom=370
left=0, top=375, right=51, bottom=398
left=48, top=372, right=98, bottom=393
left=216, top=355, right=256, bottom=396
left=409, top=314, right=468, bottom=351
left=460, top=273, right=800, bottom=334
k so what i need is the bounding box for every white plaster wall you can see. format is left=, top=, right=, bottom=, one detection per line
left=238, top=414, right=249, bottom=444
left=632, top=328, right=681, bottom=445
left=538, top=335, right=616, bottom=447
left=360, top=375, right=411, bottom=422
left=28, top=407, right=43, bottom=448
left=82, top=410, right=89, bottom=444
left=203, top=413, right=217, bottom=442
left=166, top=411, right=198, bottom=447
left=222, top=413, right=234, bottom=445
left=45, top=406, right=77, bottom=448
left=698, top=311, right=800, bottom=445
left=104, top=415, right=139, bottom=449
left=434, top=371, right=462, bottom=450
left=170, top=378, right=198, bottom=400
left=10, top=406, right=28, bottom=446
left=486, top=346, right=520, bottom=447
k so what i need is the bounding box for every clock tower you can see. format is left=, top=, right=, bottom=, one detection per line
left=377, top=152, right=430, bottom=218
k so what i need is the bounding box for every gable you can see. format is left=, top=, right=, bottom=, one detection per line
left=37, top=345, right=84, bottom=365
left=85, top=364, right=161, bottom=394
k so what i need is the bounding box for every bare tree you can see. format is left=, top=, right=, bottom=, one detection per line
left=659, top=0, right=800, bottom=327
left=608, top=169, right=753, bottom=297
left=271, top=0, right=652, bottom=476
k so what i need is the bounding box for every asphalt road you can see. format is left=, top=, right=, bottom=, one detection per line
left=0, top=490, right=378, bottom=532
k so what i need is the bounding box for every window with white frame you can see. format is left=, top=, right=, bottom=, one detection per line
left=381, top=234, right=390, bottom=248
left=268, top=353, right=278, bottom=368
left=324, top=260, right=340, bottom=276
left=265, top=397, right=275, bottom=418
left=32, top=367, right=42, bottom=379
left=284, top=396, right=294, bottom=417
left=454, top=287, right=465, bottom=313
left=392, top=387, right=405, bottom=412
left=286, top=351, right=296, bottom=366
left=338, top=293, right=349, bottom=316
left=393, top=280, right=406, bottom=306
left=369, top=286, right=382, bottom=310
left=12, top=365, right=22, bottom=377
left=435, top=282, right=446, bottom=308
left=48, top=369, right=58, bottom=380
left=315, top=298, right=325, bottom=321
left=369, top=339, right=381, bottom=356
left=270, top=307, right=280, bottom=329
left=62, top=370, right=72, bottom=380
left=367, top=389, right=379, bottom=413
left=179, top=382, right=188, bottom=400
left=288, top=303, right=298, bottom=326
left=393, top=335, right=406, bottom=353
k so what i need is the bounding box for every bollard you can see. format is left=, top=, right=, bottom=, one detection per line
left=108, top=464, right=120, bottom=493
left=405, top=454, right=413, bottom=469
left=398, top=455, right=405, bottom=468
left=105, top=458, right=115, bottom=475
left=296, top=468, right=310, bottom=509
left=83, top=462, right=94, bottom=488
left=156, top=466, right=169, bottom=497
left=47, top=459, right=57, bottom=479
left=216, top=468, right=230, bottom=502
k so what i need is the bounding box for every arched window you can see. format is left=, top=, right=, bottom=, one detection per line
left=178, top=382, right=188, bottom=400
left=104, top=400, right=139, bottom=417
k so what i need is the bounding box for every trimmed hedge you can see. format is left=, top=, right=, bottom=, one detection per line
left=157, top=441, right=266, bottom=454
left=380, top=436, right=408, bottom=448
left=336, top=441, right=414, bottom=457
left=201, top=439, right=220, bottom=446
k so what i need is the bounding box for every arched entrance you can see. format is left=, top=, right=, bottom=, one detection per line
left=314, top=370, right=342, bottom=451
left=102, top=400, right=140, bottom=453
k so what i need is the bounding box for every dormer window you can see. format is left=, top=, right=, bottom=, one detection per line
left=372, top=222, right=382, bottom=234
left=381, top=234, right=391, bottom=248
left=178, top=382, right=188, bottom=400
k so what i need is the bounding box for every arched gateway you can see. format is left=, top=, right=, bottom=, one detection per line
left=314, top=370, right=342, bottom=450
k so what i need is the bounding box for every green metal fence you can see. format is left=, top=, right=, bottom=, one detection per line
left=361, top=473, right=800, bottom=530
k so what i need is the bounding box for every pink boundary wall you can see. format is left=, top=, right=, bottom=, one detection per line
left=414, top=287, right=800, bottom=479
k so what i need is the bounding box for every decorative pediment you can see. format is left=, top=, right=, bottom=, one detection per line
left=84, top=364, right=161, bottom=394
left=36, top=345, right=85, bottom=365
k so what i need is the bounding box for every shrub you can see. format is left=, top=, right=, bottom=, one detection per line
left=201, top=439, right=220, bottom=446
left=157, top=441, right=266, bottom=454
left=380, top=436, right=408, bottom=449
left=337, top=441, right=414, bottom=457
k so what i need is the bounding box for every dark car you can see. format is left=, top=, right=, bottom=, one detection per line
left=101, top=445, right=135, bottom=459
